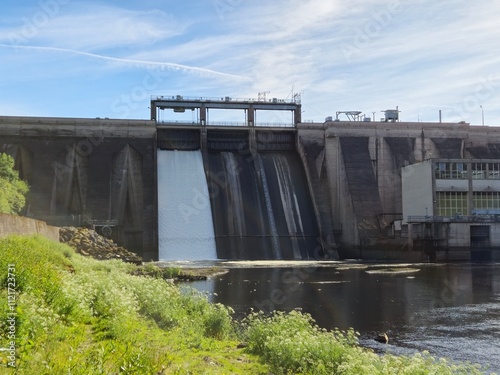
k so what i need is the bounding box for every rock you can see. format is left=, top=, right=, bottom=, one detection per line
left=375, top=333, right=389, bottom=344
left=236, top=342, right=248, bottom=349
left=59, top=226, right=142, bottom=264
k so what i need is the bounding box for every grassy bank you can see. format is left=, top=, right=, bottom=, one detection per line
left=0, top=235, right=485, bottom=374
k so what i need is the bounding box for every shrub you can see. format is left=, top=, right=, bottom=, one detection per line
left=243, top=310, right=484, bottom=375
left=0, top=153, right=29, bottom=215
left=202, top=303, right=234, bottom=340
left=244, top=310, right=361, bottom=374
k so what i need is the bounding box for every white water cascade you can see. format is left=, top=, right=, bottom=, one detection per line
left=272, top=154, right=304, bottom=259
left=157, top=150, right=217, bottom=260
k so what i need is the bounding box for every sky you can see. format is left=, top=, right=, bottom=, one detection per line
left=1, top=0, right=500, bottom=125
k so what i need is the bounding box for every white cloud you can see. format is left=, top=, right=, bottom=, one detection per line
left=0, top=43, right=249, bottom=81
left=0, top=4, right=187, bottom=51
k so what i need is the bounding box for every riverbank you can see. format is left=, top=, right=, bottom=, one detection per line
left=0, top=235, right=266, bottom=374
left=0, top=235, right=486, bottom=374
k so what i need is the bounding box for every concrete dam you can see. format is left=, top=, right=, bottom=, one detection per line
left=2, top=96, right=500, bottom=261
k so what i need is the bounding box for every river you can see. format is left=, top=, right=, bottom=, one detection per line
left=176, top=261, right=500, bottom=373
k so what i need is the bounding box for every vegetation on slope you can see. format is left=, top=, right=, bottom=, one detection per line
left=0, top=235, right=485, bottom=374
left=0, top=235, right=264, bottom=374
left=0, top=153, right=29, bottom=215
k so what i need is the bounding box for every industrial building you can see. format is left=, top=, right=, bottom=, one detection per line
left=403, top=159, right=500, bottom=261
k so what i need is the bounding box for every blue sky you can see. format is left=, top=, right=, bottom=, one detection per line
left=1, top=0, right=500, bottom=125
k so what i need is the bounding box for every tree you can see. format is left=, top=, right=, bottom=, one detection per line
left=0, top=153, right=29, bottom=215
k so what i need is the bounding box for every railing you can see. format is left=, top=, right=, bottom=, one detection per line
left=408, top=215, right=500, bottom=223
left=83, top=212, right=118, bottom=227
left=157, top=120, right=201, bottom=126
left=157, top=120, right=296, bottom=128
left=255, top=122, right=295, bottom=128
left=208, top=121, right=248, bottom=127
left=90, top=219, right=119, bottom=226
left=152, top=95, right=301, bottom=104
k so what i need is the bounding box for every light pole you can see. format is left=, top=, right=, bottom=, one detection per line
left=480, top=105, right=485, bottom=126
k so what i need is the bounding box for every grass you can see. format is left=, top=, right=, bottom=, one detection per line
left=0, top=235, right=266, bottom=374
left=0, top=235, right=488, bottom=374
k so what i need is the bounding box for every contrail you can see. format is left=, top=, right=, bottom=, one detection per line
left=0, top=43, right=249, bottom=81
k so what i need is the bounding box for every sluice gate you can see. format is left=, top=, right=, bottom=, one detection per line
left=154, top=95, right=324, bottom=260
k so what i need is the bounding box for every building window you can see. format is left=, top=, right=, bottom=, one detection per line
left=488, top=163, right=500, bottom=179
left=436, top=192, right=468, bottom=216
left=472, top=163, right=488, bottom=179
left=434, top=162, right=468, bottom=179
left=473, top=192, right=500, bottom=211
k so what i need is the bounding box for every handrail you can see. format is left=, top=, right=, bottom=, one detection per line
left=207, top=121, right=247, bottom=127
left=157, top=120, right=201, bottom=125
left=255, top=122, right=295, bottom=128
left=157, top=120, right=296, bottom=128
left=408, top=215, right=500, bottom=223
left=151, top=95, right=301, bottom=104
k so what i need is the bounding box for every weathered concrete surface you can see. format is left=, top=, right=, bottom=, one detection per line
left=298, top=120, right=500, bottom=257
left=297, top=129, right=338, bottom=259
left=0, top=213, right=59, bottom=242
left=0, top=116, right=157, bottom=261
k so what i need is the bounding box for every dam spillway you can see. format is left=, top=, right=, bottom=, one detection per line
left=261, top=152, right=319, bottom=259
left=153, top=95, right=322, bottom=260
left=157, top=150, right=217, bottom=260
left=206, top=150, right=319, bottom=260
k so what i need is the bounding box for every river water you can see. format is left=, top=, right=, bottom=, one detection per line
left=181, top=261, right=500, bottom=373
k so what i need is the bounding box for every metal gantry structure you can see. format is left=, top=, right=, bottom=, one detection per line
left=150, top=95, right=302, bottom=128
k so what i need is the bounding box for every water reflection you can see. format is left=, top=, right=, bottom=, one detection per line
left=189, top=262, right=500, bottom=372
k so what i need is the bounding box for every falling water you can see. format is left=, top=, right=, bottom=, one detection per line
left=260, top=152, right=319, bottom=259
left=221, top=152, right=246, bottom=240
left=207, top=150, right=318, bottom=260
left=272, top=154, right=304, bottom=259
left=157, top=150, right=217, bottom=260
left=254, top=154, right=282, bottom=259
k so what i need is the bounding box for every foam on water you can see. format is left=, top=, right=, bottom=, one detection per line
left=157, top=150, right=217, bottom=260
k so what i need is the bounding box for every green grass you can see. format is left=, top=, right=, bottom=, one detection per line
left=0, top=235, right=488, bottom=374
left=0, top=235, right=266, bottom=374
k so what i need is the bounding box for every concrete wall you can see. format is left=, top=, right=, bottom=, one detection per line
left=472, top=180, right=500, bottom=191
left=296, top=129, right=338, bottom=258
left=435, top=179, right=469, bottom=191
left=322, top=133, right=359, bottom=247
left=377, top=137, right=399, bottom=215
left=299, top=120, right=500, bottom=256
left=402, top=160, right=434, bottom=221
left=490, top=225, right=500, bottom=246
left=0, top=213, right=59, bottom=242
left=0, top=116, right=157, bottom=260
left=448, top=223, right=470, bottom=247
